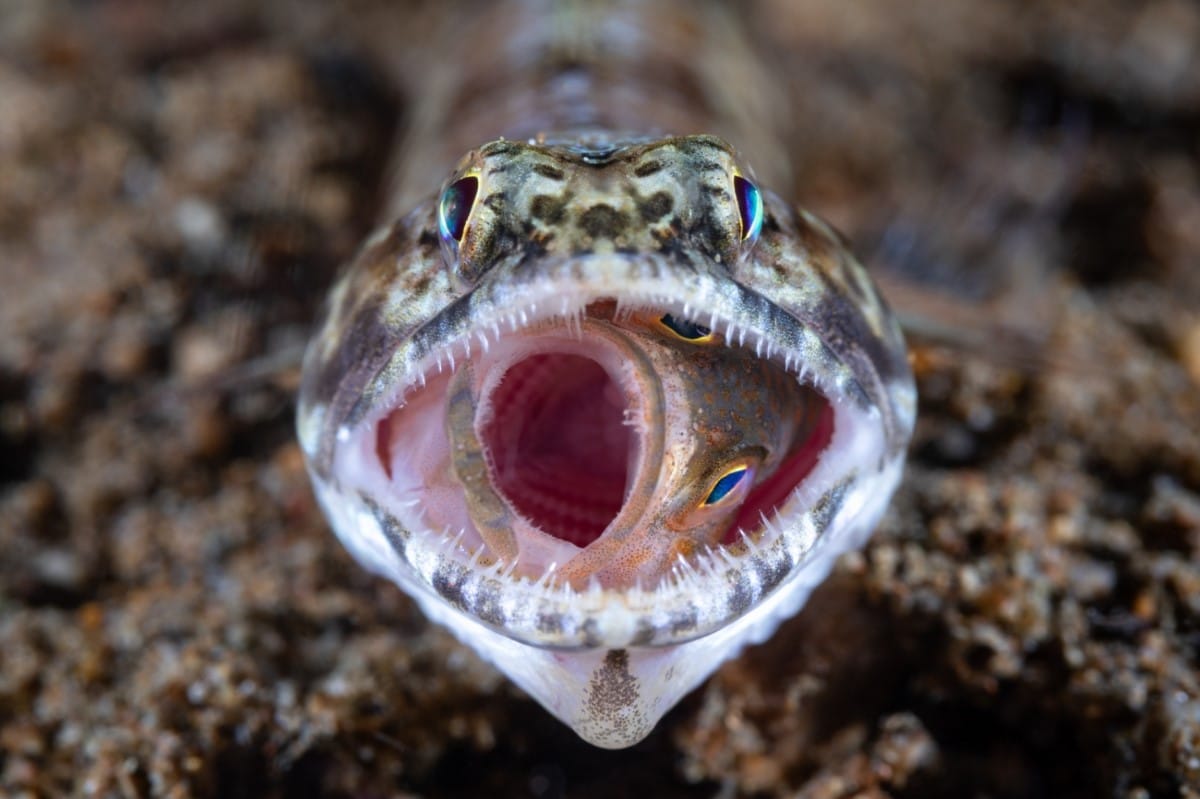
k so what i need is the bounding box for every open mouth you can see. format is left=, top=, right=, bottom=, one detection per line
left=363, top=293, right=836, bottom=590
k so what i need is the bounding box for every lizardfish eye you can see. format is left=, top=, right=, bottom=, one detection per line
left=733, top=173, right=763, bottom=242
left=438, top=174, right=479, bottom=244
left=659, top=313, right=712, bottom=341
left=704, top=465, right=750, bottom=506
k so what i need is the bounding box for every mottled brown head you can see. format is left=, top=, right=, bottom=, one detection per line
left=437, top=135, right=760, bottom=285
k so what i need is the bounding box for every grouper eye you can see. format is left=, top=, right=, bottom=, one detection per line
left=704, top=465, right=751, bottom=506
left=733, top=173, right=763, bottom=242
left=438, top=174, right=480, bottom=244
left=659, top=313, right=712, bottom=341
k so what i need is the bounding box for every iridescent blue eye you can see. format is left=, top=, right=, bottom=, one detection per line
left=439, top=175, right=479, bottom=244
left=704, top=466, right=749, bottom=506
left=734, top=174, right=763, bottom=242
left=660, top=314, right=712, bottom=341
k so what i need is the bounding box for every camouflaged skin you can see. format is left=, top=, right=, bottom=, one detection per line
left=299, top=135, right=913, bottom=481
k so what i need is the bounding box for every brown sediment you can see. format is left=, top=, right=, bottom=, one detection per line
left=1, top=1, right=1198, bottom=797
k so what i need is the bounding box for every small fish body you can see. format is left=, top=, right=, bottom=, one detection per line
left=297, top=0, right=915, bottom=748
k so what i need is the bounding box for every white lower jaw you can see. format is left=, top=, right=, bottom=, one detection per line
left=309, top=449, right=904, bottom=748
left=321, top=373, right=890, bottom=643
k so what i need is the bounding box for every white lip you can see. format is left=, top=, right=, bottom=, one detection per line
left=311, top=430, right=905, bottom=748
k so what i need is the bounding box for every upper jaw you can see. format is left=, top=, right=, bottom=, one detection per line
left=364, top=248, right=860, bottom=426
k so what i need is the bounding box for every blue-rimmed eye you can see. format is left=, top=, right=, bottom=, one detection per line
left=439, top=175, right=479, bottom=244
left=704, top=466, right=749, bottom=506
left=660, top=314, right=712, bottom=341
left=734, top=174, right=763, bottom=242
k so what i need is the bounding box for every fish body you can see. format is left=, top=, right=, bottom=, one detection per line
left=298, top=0, right=915, bottom=748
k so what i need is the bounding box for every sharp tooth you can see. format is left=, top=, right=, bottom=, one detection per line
left=435, top=524, right=454, bottom=553
left=738, top=528, right=757, bottom=555
left=672, top=555, right=702, bottom=593
left=536, top=563, right=558, bottom=590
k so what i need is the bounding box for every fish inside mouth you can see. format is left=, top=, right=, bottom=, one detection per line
left=369, top=297, right=834, bottom=589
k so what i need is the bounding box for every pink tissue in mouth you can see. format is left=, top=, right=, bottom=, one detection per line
left=723, top=397, right=834, bottom=544
left=481, top=353, right=632, bottom=547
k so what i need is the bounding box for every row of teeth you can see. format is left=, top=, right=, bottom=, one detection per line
left=408, top=509, right=800, bottom=601
left=404, top=292, right=815, bottom=395
left=400, top=491, right=806, bottom=604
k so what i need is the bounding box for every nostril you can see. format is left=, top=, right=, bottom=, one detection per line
left=482, top=353, right=632, bottom=547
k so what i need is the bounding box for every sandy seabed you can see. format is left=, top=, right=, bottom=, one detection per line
left=1, top=1, right=1198, bottom=797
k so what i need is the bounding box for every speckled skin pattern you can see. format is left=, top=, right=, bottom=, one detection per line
left=297, top=0, right=915, bottom=747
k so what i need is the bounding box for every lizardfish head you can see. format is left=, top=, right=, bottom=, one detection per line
left=297, top=135, right=916, bottom=748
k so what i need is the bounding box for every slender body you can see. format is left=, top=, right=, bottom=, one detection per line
left=298, top=0, right=915, bottom=748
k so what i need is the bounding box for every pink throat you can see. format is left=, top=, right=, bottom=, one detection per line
left=482, top=353, right=632, bottom=547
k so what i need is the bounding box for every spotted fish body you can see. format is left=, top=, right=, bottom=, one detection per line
left=298, top=0, right=916, bottom=748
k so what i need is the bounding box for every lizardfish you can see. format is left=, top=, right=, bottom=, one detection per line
left=297, top=0, right=915, bottom=748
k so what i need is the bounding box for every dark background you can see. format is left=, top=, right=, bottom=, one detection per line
left=1, top=1, right=1197, bottom=796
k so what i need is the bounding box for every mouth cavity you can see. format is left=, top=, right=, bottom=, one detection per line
left=371, top=298, right=835, bottom=585
left=482, top=353, right=632, bottom=548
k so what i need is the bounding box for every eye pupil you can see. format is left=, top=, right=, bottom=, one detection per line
left=660, top=313, right=711, bottom=340
left=705, top=467, right=748, bottom=506
left=439, top=175, right=479, bottom=243
left=734, top=175, right=763, bottom=242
